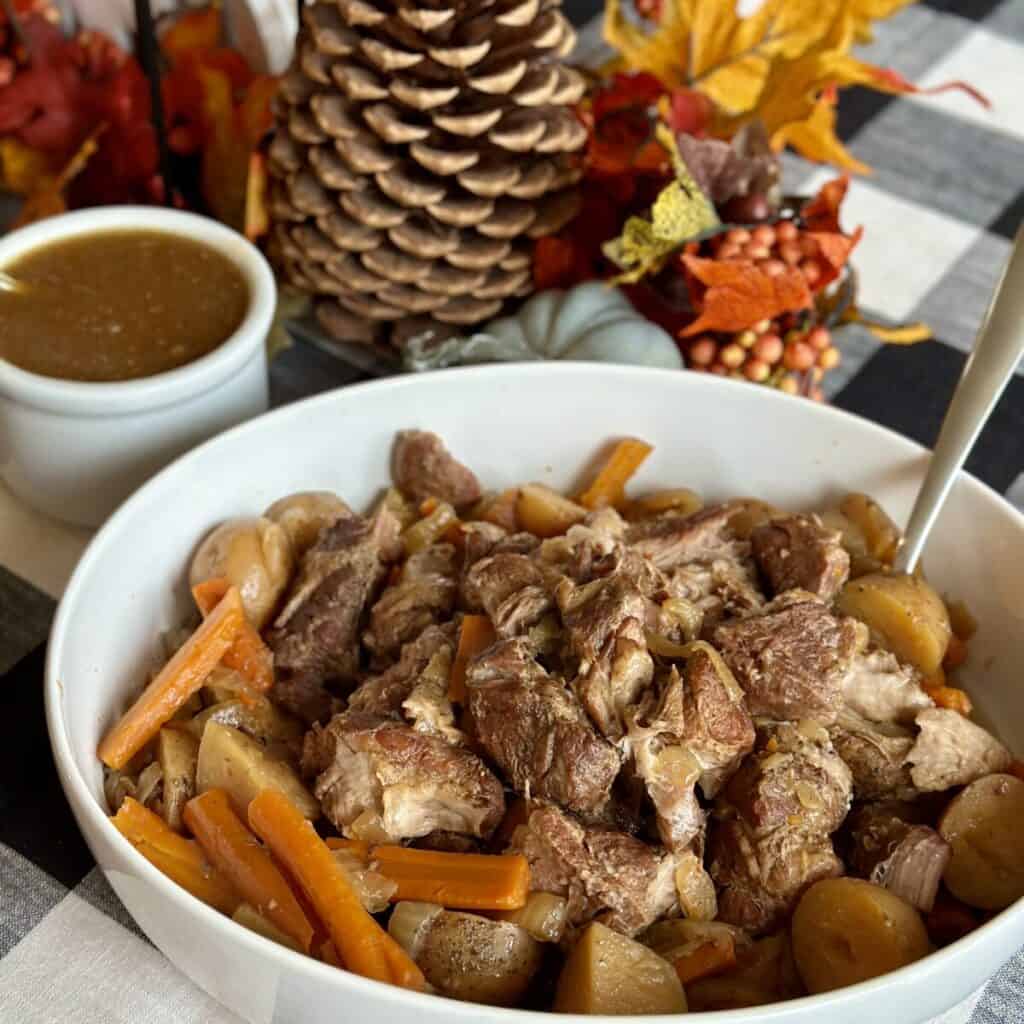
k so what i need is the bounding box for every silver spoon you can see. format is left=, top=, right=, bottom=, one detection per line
left=895, top=225, right=1024, bottom=573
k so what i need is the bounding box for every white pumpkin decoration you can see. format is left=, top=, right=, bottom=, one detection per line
left=402, top=282, right=684, bottom=371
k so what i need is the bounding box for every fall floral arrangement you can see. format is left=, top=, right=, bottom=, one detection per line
left=0, top=0, right=984, bottom=397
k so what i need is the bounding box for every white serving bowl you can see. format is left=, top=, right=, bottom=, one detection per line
left=46, top=364, right=1024, bottom=1024
left=0, top=206, right=275, bottom=528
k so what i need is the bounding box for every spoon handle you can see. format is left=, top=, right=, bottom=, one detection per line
left=895, top=225, right=1024, bottom=573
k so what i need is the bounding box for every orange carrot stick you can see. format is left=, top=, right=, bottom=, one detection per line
left=248, top=790, right=426, bottom=991
left=370, top=846, right=530, bottom=911
left=192, top=578, right=274, bottom=695
left=578, top=438, right=653, bottom=510
left=325, top=837, right=371, bottom=862
left=670, top=938, right=737, bottom=985
left=924, top=680, right=973, bottom=716
left=99, top=587, right=245, bottom=770
left=111, top=797, right=239, bottom=914
left=449, top=614, right=497, bottom=703
left=184, top=789, right=315, bottom=952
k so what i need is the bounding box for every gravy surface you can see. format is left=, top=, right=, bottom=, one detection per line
left=0, top=229, right=249, bottom=382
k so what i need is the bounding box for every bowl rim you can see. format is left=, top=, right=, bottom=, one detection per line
left=0, top=206, right=277, bottom=416
left=44, top=363, right=1024, bottom=1022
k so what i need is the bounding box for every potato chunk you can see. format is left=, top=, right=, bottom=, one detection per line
left=554, top=921, right=687, bottom=1015
left=837, top=572, right=951, bottom=675
left=196, top=722, right=318, bottom=819
left=264, top=491, right=350, bottom=556
left=939, top=773, right=1024, bottom=910
left=516, top=484, right=586, bottom=538
left=157, top=726, right=198, bottom=830
left=791, top=877, right=930, bottom=994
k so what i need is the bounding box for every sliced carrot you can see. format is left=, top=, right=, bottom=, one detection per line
left=111, top=797, right=239, bottom=914
left=370, top=845, right=529, bottom=911
left=192, top=578, right=274, bottom=695
left=325, top=837, right=371, bottom=862
left=578, top=438, right=653, bottom=510
left=99, top=587, right=245, bottom=770
left=943, top=631, right=968, bottom=671
left=184, top=789, right=315, bottom=953
left=924, top=681, right=973, bottom=717
left=671, top=938, right=737, bottom=985
left=448, top=614, right=497, bottom=703
left=248, top=789, right=426, bottom=991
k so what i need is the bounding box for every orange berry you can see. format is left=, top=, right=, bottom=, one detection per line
left=807, top=326, right=831, bottom=351
left=746, top=244, right=771, bottom=260
left=709, top=363, right=728, bottom=376
left=783, top=341, right=815, bottom=371
left=800, top=261, right=821, bottom=286
left=689, top=337, right=717, bottom=366
left=754, top=319, right=772, bottom=333
left=780, top=242, right=802, bottom=266
left=800, top=236, right=819, bottom=258
left=744, top=358, right=770, bottom=382
left=759, top=259, right=787, bottom=277
left=777, top=375, right=800, bottom=395
left=754, top=333, right=783, bottom=363
left=720, top=343, right=745, bottom=369
left=735, top=329, right=758, bottom=349
left=810, top=386, right=825, bottom=402
left=752, top=224, right=776, bottom=248
left=776, top=220, right=798, bottom=243
left=725, top=227, right=751, bottom=246
left=718, top=243, right=741, bottom=260
left=818, top=346, right=841, bottom=370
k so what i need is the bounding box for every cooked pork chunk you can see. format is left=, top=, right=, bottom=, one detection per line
left=829, top=712, right=917, bottom=800
left=347, top=624, right=455, bottom=716
left=556, top=576, right=653, bottom=740
left=750, top=514, right=850, bottom=601
left=391, top=429, right=482, bottom=508
left=463, top=554, right=553, bottom=636
left=270, top=514, right=385, bottom=723
left=402, top=645, right=463, bottom=746
left=302, top=711, right=504, bottom=842
left=625, top=505, right=739, bottom=571
left=711, top=593, right=860, bottom=724
left=907, top=708, right=1012, bottom=791
left=840, top=648, right=933, bottom=725
left=508, top=804, right=677, bottom=936
left=466, top=639, right=620, bottom=813
left=710, top=721, right=852, bottom=934
left=846, top=802, right=950, bottom=912
left=460, top=521, right=508, bottom=567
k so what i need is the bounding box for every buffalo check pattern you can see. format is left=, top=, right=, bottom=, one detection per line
left=2, top=2, right=1024, bottom=1021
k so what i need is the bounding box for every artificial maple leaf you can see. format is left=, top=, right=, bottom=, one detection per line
left=680, top=254, right=812, bottom=336
left=674, top=120, right=779, bottom=205
left=801, top=174, right=850, bottom=233
left=13, top=127, right=101, bottom=227
left=0, top=137, right=55, bottom=193
left=161, top=5, right=222, bottom=61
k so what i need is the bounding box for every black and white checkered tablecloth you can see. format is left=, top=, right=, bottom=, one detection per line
left=3, top=2, right=1024, bottom=1021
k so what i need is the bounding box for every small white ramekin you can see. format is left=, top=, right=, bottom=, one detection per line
left=0, top=206, right=276, bottom=527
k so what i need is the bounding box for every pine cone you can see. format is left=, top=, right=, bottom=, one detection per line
left=266, top=0, right=586, bottom=346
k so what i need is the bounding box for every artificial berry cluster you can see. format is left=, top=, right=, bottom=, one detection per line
left=682, top=219, right=842, bottom=400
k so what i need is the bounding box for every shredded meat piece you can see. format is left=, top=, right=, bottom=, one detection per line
left=625, top=505, right=740, bottom=571
left=507, top=804, right=677, bottom=936
left=750, top=514, right=850, bottom=601
left=463, top=553, right=553, bottom=637
left=846, top=802, right=950, bottom=912
left=270, top=514, right=385, bottom=724
left=460, top=521, right=508, bottom=566
left=466, top=639, right=621, bottom=813
left=391, top=429, right=482, bottom=508
left=402, top=646, right=464, bottom=746
left=829, top=711, right=918, bottom=800
left=667, top=559, right=764, bottom=632
left=347, top=624, right=455, bottom=716
left=302, top=710, right=504, bottom=842
left=363, top=543, right=458, bottom=657
left=907, top=708, right=1012, bottom=791
left=556, top=575, right=653, bottom=740
left=840, top=648, right=933, bottom=725
left=709, top=721, right=852, bottom=934
left=711, top=593, right=860, bottom=724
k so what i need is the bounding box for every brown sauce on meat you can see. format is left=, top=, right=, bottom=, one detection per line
left=0, top=229, right=249, bottom=382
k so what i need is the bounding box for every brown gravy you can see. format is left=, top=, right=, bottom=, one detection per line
left=0, top=229, right=250, bottom=382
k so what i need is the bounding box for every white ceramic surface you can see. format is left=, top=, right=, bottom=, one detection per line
left=0, top=207, right=275, bottom=528
left=46, top=365, right=1024, bottom=1024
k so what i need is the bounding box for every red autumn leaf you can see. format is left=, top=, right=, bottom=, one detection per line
left=663, top=88, right=712, bottom=136
left=807, top=226, right=863, bottom=289
left=533, top=236, right=581, bottom=290
left=680, top=255, right=812, bottom=336
left=868, top=66, right=990, bottom=109
left=801, top=175, right=849, bottom=233
left=238, top=74, right=279, bottom=149
left=591, top=72, right=666, bottom=120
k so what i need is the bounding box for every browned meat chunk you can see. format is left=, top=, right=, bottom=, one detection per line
left=392, top=429, right=481, bottom=508
left=906, top=708, right=1012, bottom=792
left=303, top=710, right=504, bottom=842
left=846, top=803, right=950, bottom=912
left=347, top=624, right=455, bottom=716
left=709, top=721, right=852, bottom=934
left=829, top=712, right=917, bottom=800
left=711, top=593, right=860, bottom=724
left=466, top=639, right=620, bottom=814
left=402, top=644, right=463, bottom=746
left=681, top=645, right=755, bottom=798
left=270, top=515, right=384, bottom=723
left=626, top=505, right=739, bottom=571
left=840, top=648, right=932, bottom=725
left=460, top=521, right=508, bottom=567
left=667, top=559, right=764, bottom=631
left=507, top=804, right=677, bottom=936
left=556, top=576, right=653, bottom=739
left=363, top=543, right=458, bottom=658
left=463, top=554, right=553, bottom=637
left=751, top=514, right=850, bottom=601
left=625, top=666, right=704, bottom=851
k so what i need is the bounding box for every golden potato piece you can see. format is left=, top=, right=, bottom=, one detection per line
left=728, top=498, right=782, bottom=541
left=265, top=491, right=351, bottom=555
left=836, top=572, right=951, bottom=675
left=189, top=517, right=294, bottom=629
left=686, top=933, right=800, bottom=1011
left=939, top=773, right=1024, bottom=910
left=840, top=493, right=900, bottom=564
left=791, top=877, right=930, bottom=994
left=516, top=484, right=586, bottom=538
left=554, top=921, right=687, bottom=1015
left=157, top=726, right=198, bottom=831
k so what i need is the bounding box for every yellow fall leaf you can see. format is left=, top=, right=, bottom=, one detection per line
left=0, top=139, right=57, bottom=196
left=12, top=130, right=103, bottom=229
left=843, top=307, right=932, bottom=343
